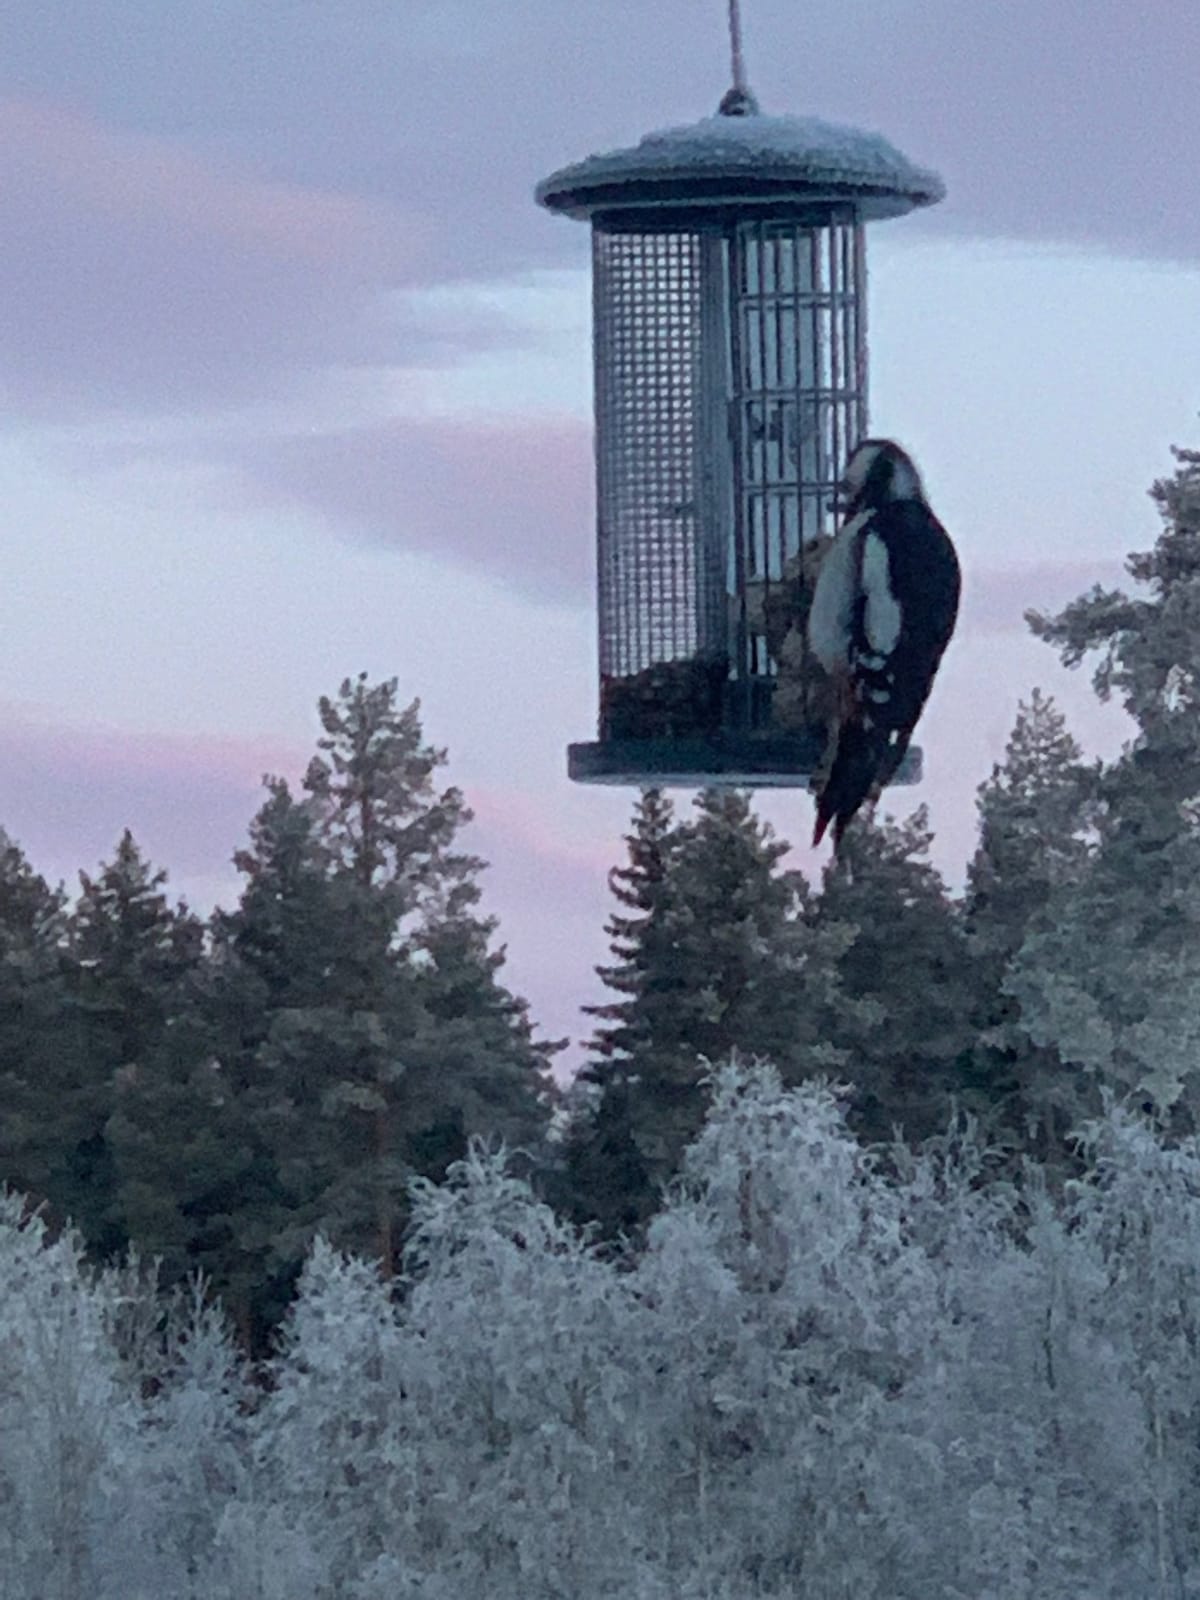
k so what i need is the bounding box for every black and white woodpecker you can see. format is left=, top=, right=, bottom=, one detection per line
left=806, top=439, right=961, bottom=849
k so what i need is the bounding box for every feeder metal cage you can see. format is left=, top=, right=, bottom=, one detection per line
left=538, top=106, right=943, bottom=788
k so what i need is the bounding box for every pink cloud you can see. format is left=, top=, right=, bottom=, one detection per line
left=232, top=414, right=595, bottom=601
left=0, top=98, right=416, bottom=270
left=0, top=713, right=305, bottom=889
left=0, top=97, right=428, bottom=410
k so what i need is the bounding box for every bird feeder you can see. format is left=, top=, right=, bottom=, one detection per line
left=537, top=65, right=944, bottom=788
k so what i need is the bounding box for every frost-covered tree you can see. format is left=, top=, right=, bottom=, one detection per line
left=1012, top=443, right=1200, bottom=1116
left=0, top=1193, right=250, bottom=1600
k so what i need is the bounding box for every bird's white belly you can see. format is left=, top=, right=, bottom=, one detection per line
left=860, top=530, right=902, bottom=655
left=807, top=512, right=871, bottom=671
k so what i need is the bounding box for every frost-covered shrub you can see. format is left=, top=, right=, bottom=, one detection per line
left=8, top=1062, right=1200, bottom=1598
left=0, top=1195, right=137, bottom=1600
left=0, top=1194, right=250, bottom=1600
left=236, top=1064, right=1200, bottom=1598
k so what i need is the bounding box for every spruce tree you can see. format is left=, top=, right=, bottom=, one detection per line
left=813, top=805, right=975, bottom=1144
left=0, top=832, right=93, bottom=1233
left=570, top=788, right=853, bottom=1231
left=71, top=830, right=204, bottom=1069
left=102, top=1001, right=256, bottom=1301
left=404, top=897, right=559, bottom=1168
left=102, top=778, right=349, bottom=1345
left=61, top=832, right=204, bottom=1257
left=219, top=776, right=350, bottom=1019
left=564, top=789, right=678, bottom=1232
left=585, top=787, right=680, bottom=1069
left=964, top=692, right=1100, bottom=1166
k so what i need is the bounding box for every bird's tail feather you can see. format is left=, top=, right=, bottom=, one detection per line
left=812, top=721, right=889, bottom=850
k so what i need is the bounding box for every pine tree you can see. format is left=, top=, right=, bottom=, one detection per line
left=1029, top=446, right=1200, bottom=813
left=1012, top=443, right=1200, bottom=1116
left=303, top=672, right=478, bottom=923
left=207, top=681, right=556, bottom=1333
left=293, top=674, right=551, bottom=1271
left=813, top=805, right=976, bottom=1144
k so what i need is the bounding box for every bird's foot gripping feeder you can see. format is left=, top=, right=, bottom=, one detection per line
left=537, top=53, right=944, bottom=793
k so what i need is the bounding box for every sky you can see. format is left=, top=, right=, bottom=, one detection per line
left=0, top=0, right=1197, bottom=1070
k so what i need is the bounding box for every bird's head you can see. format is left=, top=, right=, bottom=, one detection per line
left=835, top=439, right=924, bottom=518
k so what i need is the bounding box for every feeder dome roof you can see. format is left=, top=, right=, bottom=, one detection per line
left=537, top=108, right=945, bottom=223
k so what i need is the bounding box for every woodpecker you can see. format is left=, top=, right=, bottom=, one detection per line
left=806, top=439, right=960, bottom=848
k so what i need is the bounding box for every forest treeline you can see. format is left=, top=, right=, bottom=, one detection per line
left=2, top=444, right=1200, bottom=1351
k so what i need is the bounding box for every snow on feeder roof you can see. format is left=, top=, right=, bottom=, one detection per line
left=537, top=109, right=944, bottom=224
left=539, top=79, right=944, bottom=790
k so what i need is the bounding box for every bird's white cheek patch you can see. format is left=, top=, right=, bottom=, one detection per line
left=860, top=532, right=902, bottom=655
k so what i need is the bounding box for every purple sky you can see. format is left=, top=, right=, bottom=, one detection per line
left=0, top=2, right=1198, bottom=1069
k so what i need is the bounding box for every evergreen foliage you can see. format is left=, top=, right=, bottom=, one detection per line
left=0, top=680, right=555, bottom=1351
left=962, top=691, right=1102, bottom=1168
left=812, top=804, right=975, bottom=1144
left=0, top=834, right=92, bottom=1234
left=571, top=788, right=850, bottom=1232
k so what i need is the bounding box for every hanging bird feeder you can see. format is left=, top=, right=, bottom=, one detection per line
left=537, top=13, right=944, bottom=787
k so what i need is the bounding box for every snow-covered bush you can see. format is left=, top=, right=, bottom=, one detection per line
left=0, top=1195, right=249, bottom=1600
left=7, top=1061, right=1200, bottom=1597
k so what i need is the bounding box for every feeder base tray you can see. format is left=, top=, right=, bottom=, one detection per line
left=567, top=734, right=923, bottom=790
